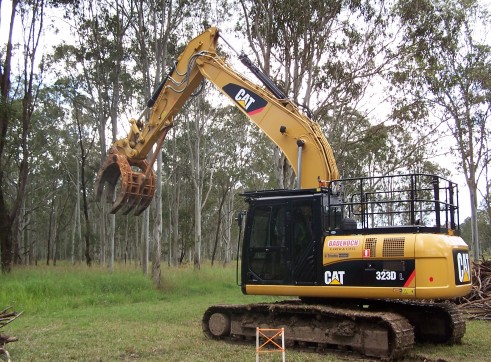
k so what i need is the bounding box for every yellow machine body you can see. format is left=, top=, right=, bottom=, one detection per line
left=244, top=232, right=471, bottom=300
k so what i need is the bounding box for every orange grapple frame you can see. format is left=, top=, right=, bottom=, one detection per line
left=95, top=124, right=171, bottom=215
left=94, top=147, right=156, bottom=215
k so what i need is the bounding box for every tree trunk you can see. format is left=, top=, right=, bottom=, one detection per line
left=151, top=0, right=172, bottom=285
left=460, top=128, right=481, bottom=260
left=70, top=199, right=77, bottom=265
left=170, top=129, right=180, bottom=266
left=223, top=192, right=235, bottom=266
left=75, top=110, right=92, bottom=267
left=52, top=200, right=58, bottom=266
left=485, top=162, right=491, bottom=234
left=142, top=209, right=149, bottom=275
left=71, top=157, right=81, bottom=264
left=469, top=183, right=481, bottom=260
left=1, top=0, right=45, bottom=272
left=274, top=149, right=295, bottom=189
left=100, top=205, right=106, bottom=265
left=13, top=197, right=25, bottom=265
left=107, top=2, right=127, bottom=272
left=151, top=151, right=162, bottom=286
left=0, top=0, right=18, bottom=273
left=185, top=98, right=214, bottom=270
left=25, top=196, right=33, bottom=265
left=18, top=0, right=44, bottom=267
left=46, top=197, right=54, bottom=266
left=171, top=173, right=180, bottom=266
left=109, top=211, right=115, bottom=270
left=211, top=189, right=228, bottom=266
left=0, top=210, right=13, bottom=272
left=193, top=183, right=202, bottom=270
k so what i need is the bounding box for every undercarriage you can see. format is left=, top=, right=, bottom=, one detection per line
left=202, top=299, right=464, bottom=360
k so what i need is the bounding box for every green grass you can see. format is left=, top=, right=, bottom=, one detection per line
left=1, top=264, right=490, bottom=361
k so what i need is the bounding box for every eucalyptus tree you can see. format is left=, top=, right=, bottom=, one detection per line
left=238, top=1, right=412, bottom=184
left=150, top=1, right=235, bottom=268
left=131, top=0, right=191, bottom=283
left=326, top=105, right=447, bottom=179
left=485, top=163, right=491, bottom=230
left=49, top=16, right=113, bottom=265
left=0, top=0, right=47, bottom=272
left=460, top=211, right=491, bottom=254
left=26, top=83, right=81, bottom=265
left=162, top=127, right=183, bottom=266
left=392, top=0, right=491, bottom=259
left=161, top=130, right=194, bottom=266
left=161, top=124, right=199, bottom=266
left=180, top=93, right=219, bottom=269
left=205, top=106, right=250, bottom=265
left=147, top=0, right=174, bottom=286
left=122, top=0, right=203, bottom=276
left=0, top=0, right=18, bottom=272
left=64, top=0, right=135, bottom=268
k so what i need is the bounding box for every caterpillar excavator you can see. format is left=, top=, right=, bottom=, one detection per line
left=95, top=27, right=472, bottom=359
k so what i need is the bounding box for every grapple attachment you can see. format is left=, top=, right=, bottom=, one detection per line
left=95, top=147, right=156, bottom=216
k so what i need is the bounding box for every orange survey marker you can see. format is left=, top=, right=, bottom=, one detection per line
left=256, top=327, right=285, bottom=362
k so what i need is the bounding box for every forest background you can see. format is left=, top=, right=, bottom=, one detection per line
left=0, top=0, right=490, bottom=284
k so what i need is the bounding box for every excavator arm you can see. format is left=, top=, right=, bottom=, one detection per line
left=95, top=27, right=339, bottom=215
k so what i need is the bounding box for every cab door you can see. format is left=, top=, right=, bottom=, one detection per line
left=290, top=199, right=318, bottom=284
left=244, top=202, right=289, bottom=283
left=243, top=197, right=319, bottom=286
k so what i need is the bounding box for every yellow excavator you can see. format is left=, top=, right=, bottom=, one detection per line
left=95, top=27, right=472, bottom=359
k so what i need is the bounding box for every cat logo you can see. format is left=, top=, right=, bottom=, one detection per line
left=324, top=270, right=345, bottom=285
left=453, top=250, right=471, bottom=285
left=457, top=251, right=470, bottom=283
left=223, top=83, right=267, bottom=115
left=235, top=88, right=256, bottom=110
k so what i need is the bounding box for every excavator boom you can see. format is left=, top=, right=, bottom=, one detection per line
left=95, top=27, right=338, bottom=215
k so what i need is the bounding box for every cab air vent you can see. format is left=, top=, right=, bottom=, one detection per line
left=364, top=238, right=377, bottom=257
left=383, top=237, right=405, bottom=257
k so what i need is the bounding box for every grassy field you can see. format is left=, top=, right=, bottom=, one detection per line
left=1, top=264, right=489, bottom=362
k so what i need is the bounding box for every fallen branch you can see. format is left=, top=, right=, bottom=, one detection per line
left=0, top=307, right=21, bottom=349
left=0, top=348, right=11, bottom=362
left=457, top=259, right=491, bottom=320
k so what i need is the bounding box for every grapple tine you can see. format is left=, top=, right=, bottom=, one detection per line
left=95, top=148, right=156, bottom=215
left=133, top=177, right=156, bottom=215
left=117, top=171, right=145, bottom=215
left=122, top=160, right=156, bottom=215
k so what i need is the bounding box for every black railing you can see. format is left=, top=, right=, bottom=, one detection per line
left=327, top=174, right=460, bottom=234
